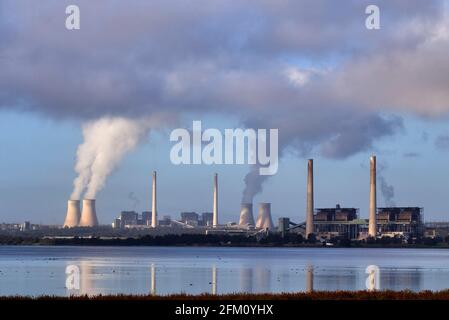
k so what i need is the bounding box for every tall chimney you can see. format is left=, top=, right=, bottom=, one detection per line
left=256, top=202, right=274, bottom=229
left=63, top=200, right=81, bottom=227
left=151, top=171, right=157, bottom=228
left=306, top=159, right=314, bottom=238
left=79, top=199, right=99, bottom=227
left=213, top=173, right=218, bottom=227
left=369, top=155, right=377, bottom=237
left=239, top=203, right=255, bottom=226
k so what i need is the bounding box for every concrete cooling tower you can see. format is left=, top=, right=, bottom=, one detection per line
left=239, top=203, right=255, bottom=226
left=63, top=200, right=81, bottom=227
left=79, top=199, right=99, bottom=227
left=256, top=203, right=274, bottom=230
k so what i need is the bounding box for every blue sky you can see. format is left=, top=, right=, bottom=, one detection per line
left=1, top=109, right=449, bottom=224
left=1, top=1, right=449, bottom=224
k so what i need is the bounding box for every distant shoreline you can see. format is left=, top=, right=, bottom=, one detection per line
left=1, top=234, right=449, bottom=249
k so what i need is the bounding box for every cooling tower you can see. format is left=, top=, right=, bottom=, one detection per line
left=368, top=155, right=377, bottom=237
left=239, top=203, right=255, bottom=226
left=79, top=199, right=99, bottom=227
left=306, top=159, right=314, bottom=238
left=151, top=171, right=157, bottom=228
left=256, top=202, right=274, bottom=230
left=213, top=173, right=218, bottom=227
left=63, top=200, right=81, bottom=227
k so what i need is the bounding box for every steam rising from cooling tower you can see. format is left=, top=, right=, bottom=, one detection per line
left=63, top=200, right=81, bottom=227
left=70, top=116, right=155, bottom=201
left=256, top=202, right=273, bottom=229
left=242, top=165, right=269, bottom=203
left=79, top=199, right=99, bottom=227
left=239, top=203, right=255, bottom=226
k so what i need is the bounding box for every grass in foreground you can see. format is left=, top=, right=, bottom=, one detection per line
left=2, top=290, right=449, bottom=301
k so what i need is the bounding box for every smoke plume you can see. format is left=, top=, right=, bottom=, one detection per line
left=70, top=117, right=153, bottom=200
left=242, top=165, right=270, bottom=203
left=378, top=164, right=396, bottom=207
left=128, top=192, right=140, bottom=210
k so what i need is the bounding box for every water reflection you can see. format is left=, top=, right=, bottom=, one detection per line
left=306, top=265, right=313, bottom=293
left=211, top=265, right=217, bottom=295
left=150, top=263, right=156, bottom=295
left=239, top=268, right=253, bottom=293
left=1, top=247, right=448, bottom=296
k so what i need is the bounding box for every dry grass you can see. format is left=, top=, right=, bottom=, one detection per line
left=2, top=290, right=449, bottom=301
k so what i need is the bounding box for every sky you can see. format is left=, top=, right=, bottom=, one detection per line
left=1, top=0, right=449, bottom=224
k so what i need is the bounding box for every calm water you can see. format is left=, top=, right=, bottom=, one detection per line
left=1, top=246, right=449, bottom=296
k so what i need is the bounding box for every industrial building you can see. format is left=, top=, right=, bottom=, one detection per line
left=296, top=205, right=424, bottom=240
left=377, top=207, right=424, bottom=238
left=313, top=205, right=361, bottom=240
left=63, top=156, right=433, bottom=242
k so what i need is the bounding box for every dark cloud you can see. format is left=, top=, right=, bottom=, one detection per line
left=0, top=0, right=446, bottom=161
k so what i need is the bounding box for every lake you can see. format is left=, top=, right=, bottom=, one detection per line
left=1, top=246, right=449, bottom=296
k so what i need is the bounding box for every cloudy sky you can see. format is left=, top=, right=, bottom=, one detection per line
left=1, top=0, right=449, bottom=224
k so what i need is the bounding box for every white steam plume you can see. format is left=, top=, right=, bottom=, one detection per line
left=70, top=116, right=155, bottom=200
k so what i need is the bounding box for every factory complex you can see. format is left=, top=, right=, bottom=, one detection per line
left=62, top=155, right=429, bottom=242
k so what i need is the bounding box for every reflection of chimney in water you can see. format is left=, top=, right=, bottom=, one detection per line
left=150, top=263, right=156, bottom=295
left=254, top=266, right=271, bottom=292
left=306, top=265, right=314, bottom=293
left=240, top=268, right=253, bottom=293
left=211, top=265, right=217, bottom=295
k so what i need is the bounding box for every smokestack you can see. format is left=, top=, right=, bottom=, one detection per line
left=213, top=173, right=218, bottom=227
left=256, top=202, right=274, bottom=229
left=79, top=199, right=99, bottom=227
left=63, top=200, right=81, bottom=227
left=306, top=159, right=314, bottom=238
left=239, top=203, right=255, bottom=226
left=151, top=171, right=157, bottom=228
left=369, top=155, right=377, bottom=237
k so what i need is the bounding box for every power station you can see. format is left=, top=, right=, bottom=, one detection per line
left=64, top=199, right=98, bottom=228
left=63, top=155, right=425, bottom=241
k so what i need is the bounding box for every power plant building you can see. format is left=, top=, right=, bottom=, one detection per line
left=311, top=205, right=424, bottom=240
left=377, top=207, right=424, bottom=238
left=313, top=205, right=361, bottom=240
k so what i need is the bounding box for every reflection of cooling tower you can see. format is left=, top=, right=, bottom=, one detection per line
left=239, top=203, right=255, bottom=226
left=63, top=200, right=81, bottom=227
left=79, top=199, right=99, bottom=227
left=256, top=203, right=274, bottom=229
